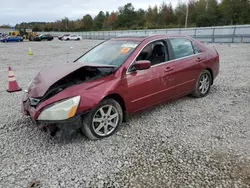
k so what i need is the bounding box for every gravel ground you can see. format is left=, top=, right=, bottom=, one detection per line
left=0, top=40, right=250, bottom=188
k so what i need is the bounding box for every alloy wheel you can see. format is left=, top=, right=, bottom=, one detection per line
left=92, top=105, right=119, bottom=136
left=199, top=74, right=210, bottom=94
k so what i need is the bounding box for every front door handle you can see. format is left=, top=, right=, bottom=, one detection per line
left=165, top=67, right=174, bottom=72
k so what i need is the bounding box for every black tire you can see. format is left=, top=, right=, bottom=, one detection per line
left=81, top=98, right=123, bottom=140
left=66, top=38, right=69, bottom=41
left=192, top=69, right=212, bottom=98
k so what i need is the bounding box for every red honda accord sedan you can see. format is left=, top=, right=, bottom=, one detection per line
left=21, top=34, right=219, bottom=140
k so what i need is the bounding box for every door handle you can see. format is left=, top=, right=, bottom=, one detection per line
left=165, top=67, right=174, bottom=72
left=196, top=57, right=203, bottom=62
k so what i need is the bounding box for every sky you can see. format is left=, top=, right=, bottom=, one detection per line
left=0, top=0, right=181, bottom=26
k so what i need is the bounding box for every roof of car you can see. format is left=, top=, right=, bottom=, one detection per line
left=112, top=33, right=191, bottom=41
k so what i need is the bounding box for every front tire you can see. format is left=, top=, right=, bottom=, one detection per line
left=192, top=69, right=212, bottom=98
left=81, top=98, right=123, bottom=140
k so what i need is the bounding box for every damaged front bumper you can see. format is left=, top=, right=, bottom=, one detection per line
left=21, top=93, right=90, bottom=140
left=37, top=114, right=85, bottom=140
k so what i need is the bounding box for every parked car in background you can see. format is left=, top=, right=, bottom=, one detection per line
left=34, top=34, right=54, bottom=41
left=62, top=34, right=82, bottom=41
left=58, top=34, right=70, bottom=40
left=0, top=33, right=7, bottom=39
left=0, top=35, right=23, bottom=43
left=21, top=34, right=220, bottom=141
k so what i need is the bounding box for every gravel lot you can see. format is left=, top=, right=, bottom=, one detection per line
left=0, top=39, right=250, bottom=188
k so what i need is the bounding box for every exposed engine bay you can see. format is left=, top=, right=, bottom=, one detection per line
left=29, top=66, right=115, bottom=107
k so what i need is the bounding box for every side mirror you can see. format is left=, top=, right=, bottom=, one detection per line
left=133, top=60, right=151, bottom=71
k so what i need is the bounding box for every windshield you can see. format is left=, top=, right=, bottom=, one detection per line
left=76, top=40, right=140, bottom=67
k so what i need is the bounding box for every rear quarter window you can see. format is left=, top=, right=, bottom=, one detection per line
left=192, top=42, right=201, bottom=54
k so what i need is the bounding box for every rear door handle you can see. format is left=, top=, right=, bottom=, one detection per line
left=165, top=67, right=174, bottom=72
left=196, top=57, right=203, bottom=62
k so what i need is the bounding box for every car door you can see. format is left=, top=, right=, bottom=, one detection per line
left=11, top=36, right=15, bottom=42
left=124, top=39, right=174, bottom=112
left=167, top=37, right=206, bottom=96
left=148, top=40, right=176, bottom=103
left=124, top=67, right=155, bottom=112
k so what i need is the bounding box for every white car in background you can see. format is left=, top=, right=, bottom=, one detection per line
left=62, top=34, right=82, bottom=41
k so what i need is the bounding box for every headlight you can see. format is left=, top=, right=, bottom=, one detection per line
left=37, top=96, right=81, bottom=121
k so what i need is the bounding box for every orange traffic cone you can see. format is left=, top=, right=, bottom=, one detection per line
left=7, top=67, right=22, bottom=92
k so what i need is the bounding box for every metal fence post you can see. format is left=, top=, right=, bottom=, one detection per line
left=212, top=27, right=215, bottom=43
left=232, top=26, right=236, bottom=43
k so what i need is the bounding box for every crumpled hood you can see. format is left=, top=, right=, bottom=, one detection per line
left=28, top=63, right=116, bottom=97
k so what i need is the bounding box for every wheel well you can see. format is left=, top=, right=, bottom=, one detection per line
left=206, top=68, right=214, bottom=85
left=104, top=93, right=126, bottom=112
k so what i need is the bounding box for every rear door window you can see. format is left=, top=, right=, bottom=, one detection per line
left=168, top=38, right=195, bottom=59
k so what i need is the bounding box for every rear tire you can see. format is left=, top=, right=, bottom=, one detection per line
left=81, top=98, right=123, bottom=140
left=192, top=69, right=212, bottom=98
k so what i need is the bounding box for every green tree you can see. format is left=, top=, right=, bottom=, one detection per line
left=136, top=8, right=146, bottom=29
left=175, top=2, right=187, bottom=27
left=82, top=14, right=93, bottom=31
left=145, top=5, right=159, bottom=28
left=8, top=1, right=250, bottom=32
left=188, top=0, right=198, bottom=25
left=207, top=0, right=219, bottom=25
left=219, top=0, right=243, bottom=25
left=239, top=0, right=250, bottom=24
left=0, top=24, right=11, bottom=28
left=116, top=3, right=137, bottom=29
left=94, top=11, right=106, bottom=30
left=196, top=0, right=210, bottom=27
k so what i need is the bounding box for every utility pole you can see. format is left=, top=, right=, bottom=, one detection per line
left=185, top=0, right=189, bottom=28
